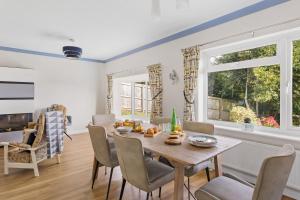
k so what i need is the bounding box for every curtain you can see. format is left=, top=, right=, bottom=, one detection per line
left=148, top=64, right=163, bottom=123
left=106, top=74, right=113, bottom=114
left=182, top=45, right=200, bottom=121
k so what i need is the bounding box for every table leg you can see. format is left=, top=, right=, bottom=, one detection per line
left=214, top=155, right=223, bottom=177
left=173, top=162, right=185, bottom=200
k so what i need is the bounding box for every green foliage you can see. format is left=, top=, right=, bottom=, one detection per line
left=209, top=44, right=281, bottom=126
left=293, top=40, right=300, bottom=126
left=252, top=66, right=280, bottom=103
left=229, top=106, right=261, bottom=125
left=213, top=44, right=276, bottom=65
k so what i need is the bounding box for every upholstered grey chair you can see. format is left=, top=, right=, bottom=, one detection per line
left=88, top=125, right=119, bottom=200
left=152, top=116, right=172, bottom=125
left=195, top=144, right=296, bottom=200
left=156, top=118, right=214, bottom=200
left=183, top=121, right=214, bottom=199
left=92, top=114, right=115, bottom=125
left=92, top=114, right=116, bottom=174
left=113, top=133, right=175, bottom=200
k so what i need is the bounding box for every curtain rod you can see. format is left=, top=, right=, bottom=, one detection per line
left=110, top=18, right=300, bottom=76
left=109, top=63, right=161, bottom=76
left=198, top=18, right=300, bottom=47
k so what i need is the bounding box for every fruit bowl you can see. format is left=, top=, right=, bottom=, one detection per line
left=116, top=126, right=132, bottom=134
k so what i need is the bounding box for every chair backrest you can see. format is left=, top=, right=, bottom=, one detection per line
left=113, top=133, right=149, bottom=191
left=88, top=125, right=114, bottom=167
left=32, top=113, right=46, bottom=148
left=183, top=121, right=214, bottom=135
left=252, top=144, right=296, bottom=200
left=152, top=116, right=170, bottom=125
left=92, top=114, right=115, bottom=125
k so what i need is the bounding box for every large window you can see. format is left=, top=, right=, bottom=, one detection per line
left=208, top=65, right=280, bottom=128
left=202, top=30, right=300, bottom=133
left=114, top=74, right=152, bottom=121
left=293, top=40, right=300, bottom=127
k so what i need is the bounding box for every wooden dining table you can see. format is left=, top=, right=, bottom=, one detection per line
left=102, top=124, right=242, bottom=200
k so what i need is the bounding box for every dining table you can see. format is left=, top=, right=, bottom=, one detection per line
left=102, top=123, right=242, bottom=200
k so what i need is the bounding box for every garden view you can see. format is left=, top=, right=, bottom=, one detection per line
left=208, top=42, right=300, bottom=128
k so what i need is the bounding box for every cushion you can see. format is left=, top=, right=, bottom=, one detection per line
left=27, top=131, right=37, bottom=146
left=159, top=156, right=210, bottom=177
left=195, top=176, right=253, bottom=200
left=145, top=159, right=174, bottom=183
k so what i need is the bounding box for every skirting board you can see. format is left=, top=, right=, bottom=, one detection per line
left=68, top=129, right=88, bottom=135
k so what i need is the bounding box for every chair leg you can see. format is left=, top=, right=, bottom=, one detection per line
left=105, top=166, right=107, bottom=175
left=91, top=161, right=99, bottom=189
left=56, top=154, right=61, bottom=164
left=3, top=144, right=9, bottom=175
left=184, top=182, right=197, bottom=200
left=119, top=178, right=126, bottom=200
left=146, top=192, right=149, bottom=200
left=158, top=187, right=161, bottom=198
left=188, top=177, right=190, bottom=200
left=30, top=150, right=39, bottom=177
left=106, top=167, right=114, bottom=200
left=159, top=187, right=161, bottom=198
left=205, top=167, right=211, bottom=181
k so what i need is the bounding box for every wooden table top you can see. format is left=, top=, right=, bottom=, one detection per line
left=111, top=129, right=241, bottom=166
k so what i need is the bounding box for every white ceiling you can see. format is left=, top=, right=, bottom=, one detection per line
left=0, top=0, right=262, bottom=60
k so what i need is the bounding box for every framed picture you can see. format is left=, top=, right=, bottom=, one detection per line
left=0, top=81, right=34, bottom=100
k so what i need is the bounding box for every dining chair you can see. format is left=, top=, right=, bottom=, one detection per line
left=152, top=116, right=171, bottom=125
left=92, top=114, right=115, bottom=125
left=113, top=133, right=175, bottom=200
left=92, top=114, right=116, bottom=175
left=194, top=144, right=296, bottom=200
left=182, top=121, right=214, bottom=199
left=157, top=119, right=214, bottom=200
left=88, top=125, right=119, bottom=200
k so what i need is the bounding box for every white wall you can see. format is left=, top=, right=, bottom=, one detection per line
left=104, top=1, right=300, bottom=119
left=103, top=1, right=300, bottom=198
left=0, top=51, right=105, bottom=134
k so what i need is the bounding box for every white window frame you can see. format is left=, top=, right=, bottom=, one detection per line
left=200, top=27, right=300, bottom=135
left=113, top=74, right=151, bottom=122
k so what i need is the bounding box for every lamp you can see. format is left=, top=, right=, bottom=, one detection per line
left=62, top=46, right=82, bottom=59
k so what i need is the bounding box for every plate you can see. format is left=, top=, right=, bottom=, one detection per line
left=188, top=135, right=217, bottom=147
left=116, top=126, right=132, bottom=134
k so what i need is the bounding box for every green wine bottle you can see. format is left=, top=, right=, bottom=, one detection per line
left=171, top=108, right=177, bottom=132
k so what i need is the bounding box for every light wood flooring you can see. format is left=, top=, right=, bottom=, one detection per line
left=0, top=133, right=294, bottom=200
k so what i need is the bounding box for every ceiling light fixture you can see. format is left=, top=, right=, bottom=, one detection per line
left=62, top=39, right=82, bottom=60
left=151, top=0, right=161, bottom=20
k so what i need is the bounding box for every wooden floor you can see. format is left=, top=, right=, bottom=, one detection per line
left=0, top=133, right=294, bottom=200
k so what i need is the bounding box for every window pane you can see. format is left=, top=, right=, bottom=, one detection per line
left=293, top=40, right=300, bottom=127
left=134, top=84, right=142, bottom=98
left=208, top=65, right=280, bottom=128
left=121, top=97, right=131, bottom=116
left=210, top=44, right=277, bottom=65
left=121, top=83, right=131, bottom=97
left=121, top=83, right=131, bottom=116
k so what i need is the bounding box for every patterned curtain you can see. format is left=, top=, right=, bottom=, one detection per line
left=148, top=64, right=163, bottom=123
left=182, top=45, right=200, bottom=121
left=106, top=74, right=113, bottom=114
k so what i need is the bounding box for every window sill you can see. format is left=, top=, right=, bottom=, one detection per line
left=215, top=125, right=300, bottom=150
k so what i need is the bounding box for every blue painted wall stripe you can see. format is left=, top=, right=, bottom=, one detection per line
left=104, top=0, right=289, bottom=62
left=0, top=46, right=105, bottom=63
left=0, top=0, right=289, bottom=64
